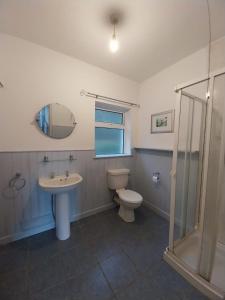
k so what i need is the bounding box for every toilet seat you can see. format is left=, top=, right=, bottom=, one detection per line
left=117, top=189, right=143, bottom=204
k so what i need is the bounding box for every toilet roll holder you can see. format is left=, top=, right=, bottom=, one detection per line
left=152, top=172, right=160, bottom=183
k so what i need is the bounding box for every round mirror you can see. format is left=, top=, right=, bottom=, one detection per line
left=35, top=103, right=76, bottom=139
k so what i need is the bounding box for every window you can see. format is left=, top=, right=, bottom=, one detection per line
left=95, top=109, right=123, bottom=124
left=95, top=108, right=125, bottom=156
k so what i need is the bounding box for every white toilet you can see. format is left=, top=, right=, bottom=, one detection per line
left=107, top=168, right=143, bottom=222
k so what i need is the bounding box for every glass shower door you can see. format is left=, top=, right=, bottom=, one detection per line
left=174, top=93, right=206, bottom=238
left=166, top=71, right=225, bottom=300
left=172, top=81, right=207, bottom=271
left=199, top=73, right=225, bottom=292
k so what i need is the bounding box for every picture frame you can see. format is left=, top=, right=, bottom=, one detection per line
left=151, top=110, right=174, bottom=133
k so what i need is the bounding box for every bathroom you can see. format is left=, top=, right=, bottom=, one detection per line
left=0, top=0, right=225, bottom=299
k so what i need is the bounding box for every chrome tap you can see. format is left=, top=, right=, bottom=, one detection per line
left=65, top=170, right=69, bottom=177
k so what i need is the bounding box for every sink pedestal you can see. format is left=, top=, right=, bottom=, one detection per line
left=55, top=192, right=70, bottom=240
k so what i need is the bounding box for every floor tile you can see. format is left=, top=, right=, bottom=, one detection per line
left=28, top=254, right=65, bottom=294
left=0, top=238, right=28, bottom=255
left=80, top=215, right=116, bottom=243
left=100, top=251, right=138, bottom=293
left=68, top=265, right=114, bottom=300
left=0, top=268, right=28, bottom=300
left=90, top=235, right=122, bottom=263
left=62, top=243, right=98, bottom=279
left=0, top=207, right=209, bottom=300
left=30, top=281, right=70, bottom=300
left=0, top=244, right=28, bottom=274
left=146, top=260, right=209, bottom=300
left=121, top=235, right=164, bottom=273
left=0, top=291, right=30, bottom=300
left=28, top=229, right=60, bottom=268
left=116, top=274, right=165, bottom=300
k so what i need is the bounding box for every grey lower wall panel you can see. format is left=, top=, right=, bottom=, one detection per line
left=0, top=148, right=173, bottom=243
left=134, top=149, right=172, bottom=220
left=134, top=149, right=202, bottom=231
left=0, top=150, right=135, bottom=243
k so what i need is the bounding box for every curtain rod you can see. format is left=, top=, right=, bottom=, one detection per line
left=80, top=90, right=140, bottom=108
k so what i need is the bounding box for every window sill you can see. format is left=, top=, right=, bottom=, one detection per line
left=94, top=154, right=133, bottom=159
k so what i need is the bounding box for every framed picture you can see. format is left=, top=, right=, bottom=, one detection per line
left=151, top=110, right=174, bottom=133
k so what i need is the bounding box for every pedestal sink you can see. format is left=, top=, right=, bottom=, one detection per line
left=38, top=173, right=83, bottom=240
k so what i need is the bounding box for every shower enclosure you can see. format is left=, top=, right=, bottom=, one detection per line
left=164, top=68, right=225, bottom=300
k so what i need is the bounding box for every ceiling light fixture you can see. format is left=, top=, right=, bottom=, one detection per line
left=109, top=19, right=119, bottom=53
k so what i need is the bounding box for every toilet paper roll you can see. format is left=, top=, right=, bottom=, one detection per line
left=152, top=175, right=159, bottom=183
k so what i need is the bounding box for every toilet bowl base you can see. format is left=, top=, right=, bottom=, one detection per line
left=118, top=204, right=135, bottom=222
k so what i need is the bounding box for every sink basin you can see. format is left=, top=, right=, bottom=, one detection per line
left=38, top=173, right=83, bottom=240
left=38, top=173, right=83, bottom=194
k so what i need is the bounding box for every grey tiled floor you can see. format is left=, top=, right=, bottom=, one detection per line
left=0, top=207, right=208, bottom=300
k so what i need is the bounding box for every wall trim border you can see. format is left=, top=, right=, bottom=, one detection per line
left=135, top=147, right=173, bottom=152
left=143, top=200, right=170, bottom=221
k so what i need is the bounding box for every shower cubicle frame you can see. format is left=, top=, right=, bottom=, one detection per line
left=164, top=67, right=225, bottom=300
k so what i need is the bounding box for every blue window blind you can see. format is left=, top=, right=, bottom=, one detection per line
left=95, top=109, right=123, bottom=124
left=95, top=127, right=124, bottom=155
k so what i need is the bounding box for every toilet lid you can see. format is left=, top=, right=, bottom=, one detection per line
left=117, top=189, right=143, bottom=204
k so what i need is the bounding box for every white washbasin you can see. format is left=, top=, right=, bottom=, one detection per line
left=38, top=173, right=83, bottom=194
left=38, top=173, right=83, bottom=240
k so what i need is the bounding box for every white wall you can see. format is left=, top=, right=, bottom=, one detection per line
left=1, top=33, right=224, bottom=152
left=136, top=36, right=225, bottom=150
left=0, top=33, right=139, bottom=152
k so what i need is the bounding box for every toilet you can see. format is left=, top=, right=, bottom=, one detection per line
left=107, top=168, right=143, bottom=222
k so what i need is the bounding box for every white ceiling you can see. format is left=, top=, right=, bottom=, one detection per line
left=0, top=0, right=224, bottom=82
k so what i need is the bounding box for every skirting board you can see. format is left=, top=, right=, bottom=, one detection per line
left=143, top=201, right=184, bottom=228
left=143, top=200, right=170, bottom=221
left=164, top=249, right=225, bottom=300
left=0, top=202, right=115, bottom=245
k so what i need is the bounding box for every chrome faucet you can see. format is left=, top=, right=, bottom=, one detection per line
left=65, top=170, right=69, bottom=177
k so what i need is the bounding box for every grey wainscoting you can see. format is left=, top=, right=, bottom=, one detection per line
left=134, top=148, right=201, bottom=231
left=0, top=150, right=134, bottom=243
left=134, top=149, right=173, bottom=220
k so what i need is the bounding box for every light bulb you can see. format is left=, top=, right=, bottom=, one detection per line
left=109, top=34, right=119, bottom=53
